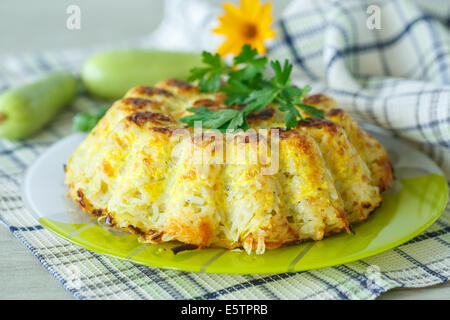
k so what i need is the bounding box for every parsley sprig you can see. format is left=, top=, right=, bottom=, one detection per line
left=181, top=45, right=323, bottom=131
left=72, top=105, right=109, bottom=133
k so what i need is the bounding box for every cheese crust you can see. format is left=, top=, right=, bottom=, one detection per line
left=65, top=79, right=393, bottom=254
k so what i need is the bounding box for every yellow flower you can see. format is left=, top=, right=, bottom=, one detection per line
left=213, top=0, right=275, bottom=56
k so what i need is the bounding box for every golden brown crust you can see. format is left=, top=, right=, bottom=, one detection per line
left=325, top=108, right=394, bottom=192
left=121, top=97, right=161, bottom=109
left=165, top=78, right=196, bottom=91
left=303, top=94, right=338, bottom=109
left=65, top=80, right=392, bottom=254
left=127, top=86, right=174, bottom=97
left=296, top=118, right=340, bottom=133
left=126, top=111, right=172, bottom=126
left=295, top=118, right=382, bottom=223
left=247, top=108, right=275, bottom=122
left=193, top=98, right=221, bottom=108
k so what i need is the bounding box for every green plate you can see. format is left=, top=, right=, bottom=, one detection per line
left=22, top=128, right=448, bottom=274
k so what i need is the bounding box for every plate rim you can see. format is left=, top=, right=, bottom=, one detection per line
left=21, top=131, right=449, bottom=274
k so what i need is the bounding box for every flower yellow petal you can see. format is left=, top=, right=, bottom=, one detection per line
left=217, top=37, right=245, bottom=56
left=240, top=0, right=259, bottom=20
left=214, top=0, right=275, bottom=56
left=257, top=3, right=273, bottom=26
left=223, top=3, right=245, bottom=21
left=259, top=2, right=273, bottom=20
left=213, top=21, right=242, bottom=35
left=259, top=27, right=276, bottom=39
left=251, top=40, right=267, bottom=54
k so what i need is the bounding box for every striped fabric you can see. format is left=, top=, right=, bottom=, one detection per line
left=266, top=0, right=450, bottom=177
left=0, top=0, right=450, bottom=300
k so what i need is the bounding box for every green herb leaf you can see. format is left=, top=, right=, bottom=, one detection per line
left=72, top=106, right=109, bottom=133
left=270, top=59, right=292, bottom=87
left=242, top=87, right=279, bottom=113
left=188, top=51, right=228, bottom=93
left=185, top=45, right=323, bottom=131
left=231, top=44, right=268, bottom=82
left=297, top=103, right=325, bottom=119
left=180, top=107, right=243, bottom=132
left=277, top=99, right=301, bottom=129
left=179, top=107, right=214, bottom=126
left=227, top=111, right=248, bottom=131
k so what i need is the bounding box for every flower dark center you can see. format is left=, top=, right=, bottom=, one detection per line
left=242, top=24, right=258, bottom=38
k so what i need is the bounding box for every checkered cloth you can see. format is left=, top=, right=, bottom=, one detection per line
left=1, top=0, right=450, bottom=300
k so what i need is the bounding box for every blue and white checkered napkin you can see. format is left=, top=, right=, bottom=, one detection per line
left=0, top=0, right=450, bottom=300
